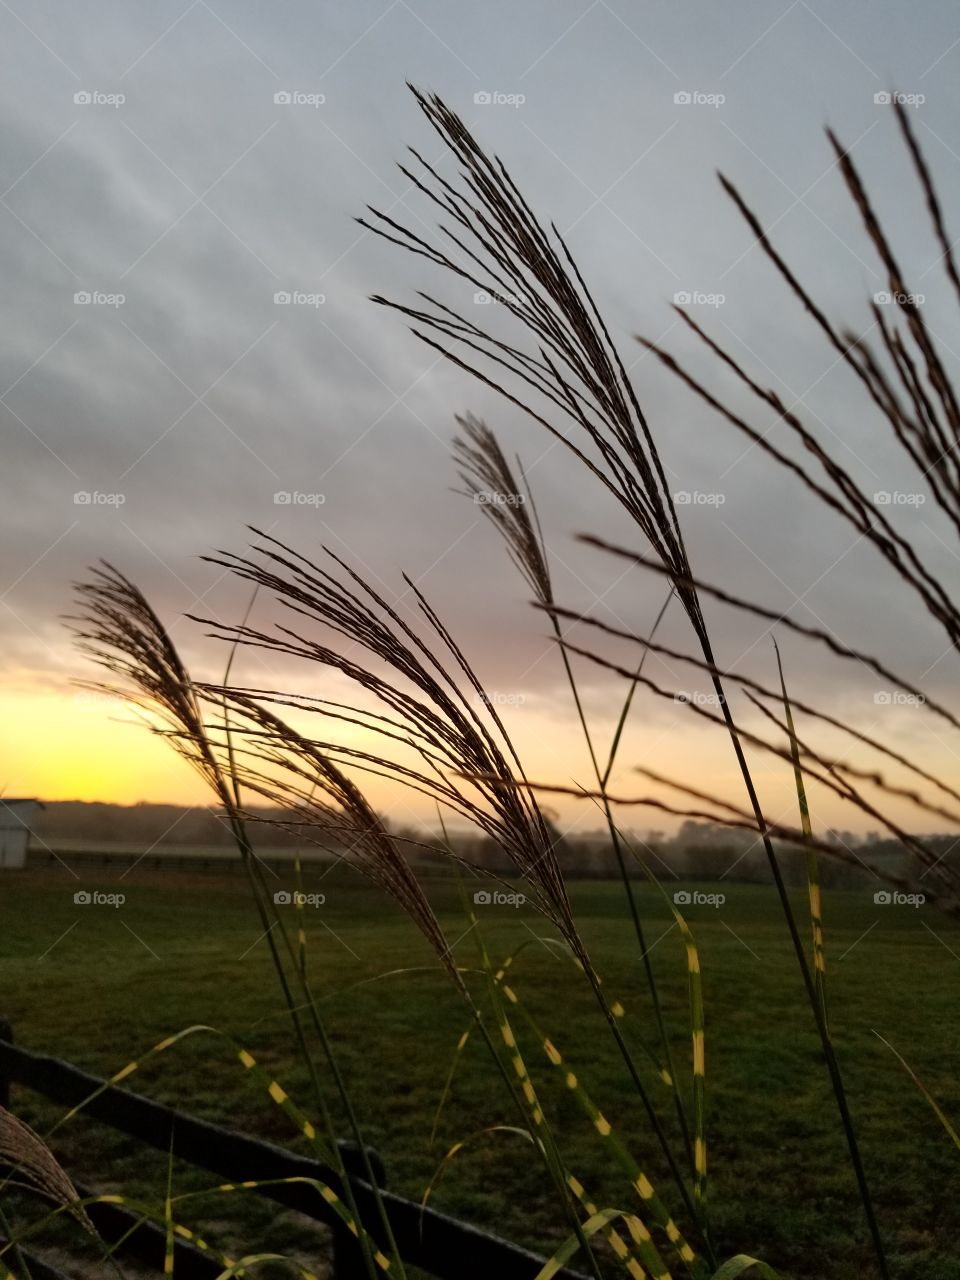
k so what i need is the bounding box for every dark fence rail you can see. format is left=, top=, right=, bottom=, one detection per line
left=25, top=846, right=636, bottom=880
left=0, top=1023, right=589, bottom=1280
left=74, top=1186, right=226, bottom=1279
left=25, top=847, right=456, bottom=878
left=26, top=847, right=309, bottom=876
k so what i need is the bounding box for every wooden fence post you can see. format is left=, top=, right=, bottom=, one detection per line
left=332, top=1141, right=386, bottom=1278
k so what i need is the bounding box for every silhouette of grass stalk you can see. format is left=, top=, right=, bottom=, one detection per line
left=452, top=415, right=699, bottom=1200
left=198, top=531, right=703, bottom=1247
left=68, top=564, right=404, bottom=1280
left=363, top=86, right=892, bottom=1274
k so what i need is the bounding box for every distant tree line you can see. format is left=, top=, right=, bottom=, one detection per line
left=424, top=819, right=958, bottom=889
left=34, top=803, right=956, bottom=885
left=34, top=801, right=343, bottom=850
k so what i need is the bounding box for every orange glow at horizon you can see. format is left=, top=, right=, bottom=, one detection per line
left=0, top=684, right=211, bottom=805
left=0, top=676, right=943, bottom=837
left=0, top=678, right=707, bottom=829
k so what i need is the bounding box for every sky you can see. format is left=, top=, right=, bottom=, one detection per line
left=3, top=0, right=960, bottom=836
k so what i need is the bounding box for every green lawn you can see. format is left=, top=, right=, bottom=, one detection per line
left=1, top=862, right=958, bottom=1279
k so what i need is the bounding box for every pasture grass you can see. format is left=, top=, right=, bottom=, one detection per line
left=1, top=864, right=958, bottom=1278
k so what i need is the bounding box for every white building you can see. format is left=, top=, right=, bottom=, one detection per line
left=0, top=799, right=42, bottom=869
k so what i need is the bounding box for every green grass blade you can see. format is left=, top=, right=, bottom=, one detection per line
left=709, top=1256, right=781, bottom=1279
left=601, top=590, right=675, bottom=791
left=533, top=1206, right=674, bottom=1280
left=0, top=1203, right=34, bottom=1280
left=429, top=1022, right=474, bottom=1148
left=774, top=641, right=827, bottom=1025
left=429, top=937, right=672, bottom=1146
left=44, top=1025, right=337, bottom=1165
left=420, top=1125, right=534, bottom=1216
left=612, top=830, right=708, bottom=1225
left=673, top=908, right=706, bottom=1213
left=564, top=1172, right=673, bottom=1280
left=34, top=1025, right=405, bottom=1269
left=493, top=966, right=704, bottom=1279
left=465, top=902, right=607, bottom=1280
left=164, top=1133, right=175, bottom=1277
left=587, top=590, right=701, bottom=1222
left=874, top=1032, right=960, bottom=1150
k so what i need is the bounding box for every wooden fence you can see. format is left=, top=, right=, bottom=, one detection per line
left=0, top=1021, right=588, bottom=1280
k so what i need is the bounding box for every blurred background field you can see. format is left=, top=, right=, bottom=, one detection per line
left=1, top=863, right=958, bottom=1279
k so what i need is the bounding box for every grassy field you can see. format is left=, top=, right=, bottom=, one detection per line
left=1, top=860, right=958, bottom=1279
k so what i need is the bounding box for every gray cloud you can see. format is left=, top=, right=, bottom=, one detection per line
left=4, top=0, right=960, bottom=764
